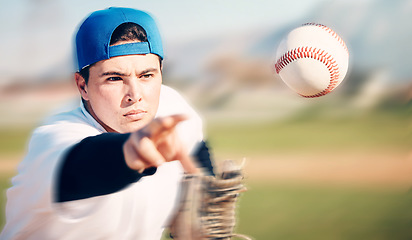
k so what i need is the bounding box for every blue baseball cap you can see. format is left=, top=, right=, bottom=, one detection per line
left=75, top=7, right=163, bottom=71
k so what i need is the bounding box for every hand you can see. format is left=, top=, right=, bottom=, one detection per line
left=123, top=114, right=199, bottom=174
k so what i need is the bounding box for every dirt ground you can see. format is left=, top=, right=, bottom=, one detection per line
left=0, top=155, right=21, bottom=176
left=216, top=149, right=412, bottom=190
left=2, top=150, right=412, bottom=190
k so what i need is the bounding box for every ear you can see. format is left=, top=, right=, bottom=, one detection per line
left=75, top=72, right=89, bottom=101
left=159, top=62, right=163, bottom=83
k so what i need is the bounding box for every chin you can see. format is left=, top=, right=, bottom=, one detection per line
left=119, top=121, right=149, bottom=133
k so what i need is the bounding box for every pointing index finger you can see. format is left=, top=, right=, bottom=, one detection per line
left=142, top=114, right=188, bottom=139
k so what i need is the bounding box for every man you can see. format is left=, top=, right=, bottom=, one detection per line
left=1, top=7, right=213, bottom=239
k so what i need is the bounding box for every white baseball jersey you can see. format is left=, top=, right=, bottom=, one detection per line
left=1, top=85, right=203, bottom=240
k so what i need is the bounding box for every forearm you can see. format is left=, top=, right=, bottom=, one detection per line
left=56, top=133, right=156, bottom=202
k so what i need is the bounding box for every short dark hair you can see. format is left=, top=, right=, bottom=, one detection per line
left=79, top=22, right=162, bottom=83
left=110, top=22, right=148, bottom=45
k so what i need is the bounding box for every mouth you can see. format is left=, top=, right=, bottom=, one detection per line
left=123, top=109, right=147, bottom=121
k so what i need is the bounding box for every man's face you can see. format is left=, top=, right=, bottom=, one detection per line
left=77, top=54, right=162, bottom=133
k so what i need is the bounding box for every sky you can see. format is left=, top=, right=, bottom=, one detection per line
left=0, top=0, right=327, bottom=41
left=0, top=0, right=355, bottom=82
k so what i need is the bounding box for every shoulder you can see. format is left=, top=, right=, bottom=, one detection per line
left=158, top=85, right=190, bottom=112
left=158, top=85, right=204, bottom=153
left=29, top=107, right=102, bottom=155
left=158, top=85, right=200, bottom=119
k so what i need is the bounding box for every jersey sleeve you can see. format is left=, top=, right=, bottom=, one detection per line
left=56, top=138, right=215, bottom=204
left=56, top=133, right=157, bottom=202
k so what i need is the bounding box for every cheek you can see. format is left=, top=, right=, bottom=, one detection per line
left=89, top=85, right=122, bottom=113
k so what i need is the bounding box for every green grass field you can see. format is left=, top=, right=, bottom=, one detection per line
left=205, top=108, right=412, bottom=239
left=1, top=107, right=412, bottom=239
left=0, top=174, right=13, bottom=230
left=236, top=183, right=412, bottom=240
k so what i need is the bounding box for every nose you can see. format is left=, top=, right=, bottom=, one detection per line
left=124, top=80, right=142, bottom=104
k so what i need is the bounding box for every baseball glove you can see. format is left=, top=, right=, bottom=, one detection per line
left=169, top=160, right=252, bottom=240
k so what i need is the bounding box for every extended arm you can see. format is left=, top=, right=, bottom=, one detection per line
left=56, top=115, right=214, bottom=203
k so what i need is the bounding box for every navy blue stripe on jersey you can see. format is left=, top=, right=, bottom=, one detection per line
left=56, top=133, right=214, bottom=203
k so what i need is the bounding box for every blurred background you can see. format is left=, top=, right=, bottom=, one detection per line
left=1, top=0, right=412, bottom=239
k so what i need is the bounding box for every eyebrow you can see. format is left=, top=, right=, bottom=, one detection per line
left=139, top=68, right=159, bottom=75
left=99, top=71, right=129, bottom=77
left=99, top=68, right=159, bottom=78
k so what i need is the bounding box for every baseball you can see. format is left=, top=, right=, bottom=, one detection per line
left=274, top=23, right=349, bottom=98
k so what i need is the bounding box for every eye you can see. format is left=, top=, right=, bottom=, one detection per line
left=140, top=73, right=154, bottom=79
left=107, top=76, right=122, bottom=81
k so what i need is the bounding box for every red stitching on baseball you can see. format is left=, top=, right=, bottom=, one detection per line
left=303, top=23, right=349, bottom=54
left=274, top=46, right=340, bottom=98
